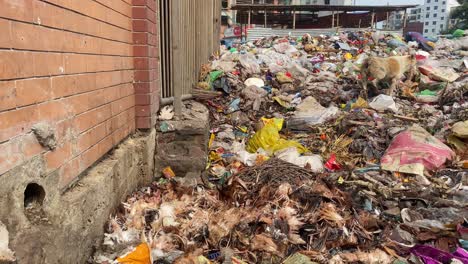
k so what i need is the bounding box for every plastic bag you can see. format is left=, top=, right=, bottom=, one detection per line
left=246, top=118, right=308, bottom=155
left=381, top=125, right=455, bottom=176
left=211, top=60, right=236, bottom=72
left=387, top=39, right=407, bottom=48
left=209, top=71, right=224, bottom=83
left=244, top=78, right=265, bottom=88
left=286, top=63, right=309, bottom=81
left=275, top=147, right=323, bottom=172
left=241, top=86, right=267, bottom=111
left=410, top=245, right=468, bottom=264
left=369, top=94, right=398, bottom=112
left=273, top=42, right=298, bottom=54
left=117, top=243, right=151, bottom=264
left=239, top=53, right=260, bottom=74
left=288, top=97, right=340, bottom=129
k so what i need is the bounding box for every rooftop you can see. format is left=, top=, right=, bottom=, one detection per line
left=231, top=4, right=419, bottom=12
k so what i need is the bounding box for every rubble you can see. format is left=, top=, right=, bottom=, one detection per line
left=94, top=30, right=468, bottom=263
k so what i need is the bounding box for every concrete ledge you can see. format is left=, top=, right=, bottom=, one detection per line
left=0, top=129, right=156, bottom=264
left=155, top=101, right=209, bottom=178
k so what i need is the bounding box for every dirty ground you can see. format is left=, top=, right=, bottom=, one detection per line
left=91, top=30, right=468, bottom=264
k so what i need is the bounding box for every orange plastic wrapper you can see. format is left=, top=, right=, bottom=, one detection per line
left=162, top=166, right=175, bottom=179
left=117, top=243, right=151, bottom=264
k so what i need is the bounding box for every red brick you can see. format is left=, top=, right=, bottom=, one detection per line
left=133, top=45, right=148, bottom=57
left=44, top=142, right=73, bottom=170
left=132, top=0, right=147, bottom=6
left=55, top=119, right=75, bottom=144
left=0, top=105, right=38, bottom=142
left=134, top=70, right=150, bottom=82
left=132, top=7, right=147, bottom=19
left=37, top=100, right=71, bottom=122
left=15, top=78, right=51, bottom=107
left=0, top=139, right=22, bottom=175
left=51, top=75, right=76, bottom=98
left=10, top=21, right=42, bottom=50
left=21, top=133, right=44, bottom=158
left=0, top=19, right=12, bottom=49
left=80, top=134, right=112, bottom=170
left=63, top=54, right=87, bottom=74
left=51, top=74, right=97, bottom=99
left=0, top=81, right=16, bottom=111
left=32, top=1, right=64, bottom=29
left=0, top=0, right=34, bottom=23
left=133, top=20, right=148, bottom=32
left=59, top=157, right=80, bottom=189
left=133, top=32, right=148, bottom=44
left=135, top=93, right=151, bottom=105
left=136, top=116, right=151, bottom=129
left=77, top=121, right=108, bottom=153
left=75, top=104, right=112, bottom=133
left=135, top=105, right=151, bottom=117
left=0, top=50, right=35, bottom=79
left=134, top=57, right=149, bottom=70
left=146, top=8, right=156, bottom=23
left=33, top=52, right=65, bottom=76
left=147, top=0, right=157, bottom=12
left=133, top=82, right=149, bottom=94
left=111, top=95, right=134, bottom=115
left=110, top=107, right=132, bottom=131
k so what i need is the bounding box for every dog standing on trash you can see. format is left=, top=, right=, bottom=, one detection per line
left=360, top=55, right=416, bottom=98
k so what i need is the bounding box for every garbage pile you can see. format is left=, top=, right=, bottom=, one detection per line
left=93, top=30, right=468, bottom=263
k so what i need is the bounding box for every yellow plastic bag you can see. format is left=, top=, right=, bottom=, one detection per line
left=117, top=243, right=151, bottom=264
left=247, top=118, right=308, bottom=154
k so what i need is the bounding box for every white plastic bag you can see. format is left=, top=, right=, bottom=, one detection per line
left=288, top=97, right=340, bottom=129
left=369, top=94, right=398, bottom=112
left=239, top=53, right=260, bottom=74
left=244, top=78, right=265, bottom=88
left=275, top=147, right=324, bottom=172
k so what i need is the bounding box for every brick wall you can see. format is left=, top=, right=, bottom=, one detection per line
left=0, top=0, right=159, bottom=189
left=133, top=0, right=160, bottom=128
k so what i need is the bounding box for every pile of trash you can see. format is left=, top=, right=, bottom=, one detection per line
left=93, top=30, right=468, bottom=263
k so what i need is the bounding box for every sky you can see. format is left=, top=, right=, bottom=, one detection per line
left=355, top=0, right=423, bottom=5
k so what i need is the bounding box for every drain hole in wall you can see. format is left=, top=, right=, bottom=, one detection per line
left=24, top=183, right=46, bottom=208
left=24, top=183, right=48, bottom=224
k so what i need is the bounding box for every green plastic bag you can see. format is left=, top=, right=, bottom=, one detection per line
left=416, top=89, right=438, bottom=96
left=209, top=70, right=224, bottom=83
left=453, top=29, right=465, bottom=38
left=246, top=118, right=308, bottom=154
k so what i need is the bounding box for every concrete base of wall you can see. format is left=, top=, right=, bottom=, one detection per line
left=0, top=129, right=156, bottom=264
left=155, top=101, right=209, bottom=184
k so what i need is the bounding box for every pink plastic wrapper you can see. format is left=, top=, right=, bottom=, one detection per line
left=410, top=245, right=468, bottom=264
left=381, top=125, right=455, bottom=176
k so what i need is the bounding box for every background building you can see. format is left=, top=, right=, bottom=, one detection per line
left=407, top=0, right=459, bottom=35
left=385, top=10, right=405, bottom=30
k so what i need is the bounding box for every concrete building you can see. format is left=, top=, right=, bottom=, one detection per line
left=385, top=10, right=405, bottom=30
left=407, top=0, right=459, bottom=35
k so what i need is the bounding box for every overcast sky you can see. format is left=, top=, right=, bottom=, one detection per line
left=355, top=0, right=423, bottom=5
